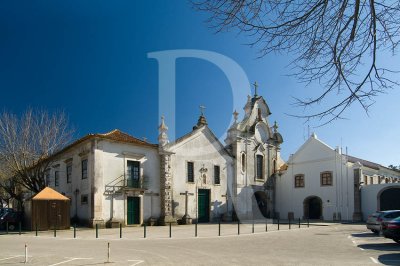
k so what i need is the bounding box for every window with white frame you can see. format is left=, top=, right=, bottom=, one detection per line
left=66, top=163, right=72, bottom=184
left=320, top=171, right=333, bottom=186
left=256, top=155, right=263, bottom=179
left=81, top=159, right=88, bottom=179
left=294, top=174, right=305, bottom=188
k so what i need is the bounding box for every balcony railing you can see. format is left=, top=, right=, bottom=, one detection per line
left=105, top=174, right=148, bottom=195
left=126, top=178, right=141, bottom=188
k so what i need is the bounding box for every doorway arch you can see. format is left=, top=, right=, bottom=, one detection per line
left=378, top=186, right=400, bottom=211
left=253, top=191, right=268, bottom=218
left=303, top=196, right=323, bottom=219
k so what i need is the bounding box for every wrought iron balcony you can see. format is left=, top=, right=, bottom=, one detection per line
left=105, top=174, right=148, bottom=195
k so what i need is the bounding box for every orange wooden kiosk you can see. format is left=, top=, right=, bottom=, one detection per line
left=24, top=187, right=70, bottom=230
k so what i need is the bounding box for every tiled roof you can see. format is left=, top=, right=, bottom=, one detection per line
left=99, top=129, right=157, bottom=147
left=53, top=129, right=157, bottom=157
left=347, top=155, right=383, bottom=171
left=32, top=187, right=70, bottom=201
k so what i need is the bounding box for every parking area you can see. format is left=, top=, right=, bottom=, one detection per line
left=0, top=223, right=399, bottom=265
left=349, top=229, right=400, bottom=265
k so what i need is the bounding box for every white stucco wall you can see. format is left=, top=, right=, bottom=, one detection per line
left=168, top=127, right=232, bottom=222
left=48, top=136, right=160, bottom=226
left=276, top=136, right=355, bottom=221
left=98, top=140, right=160, bottom=224
left=361, top=184, right=400, bottom=220
left=48, top=140, right=93, bottom=223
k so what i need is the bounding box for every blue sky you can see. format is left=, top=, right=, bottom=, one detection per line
left=1, top=1, right=399, bottom=166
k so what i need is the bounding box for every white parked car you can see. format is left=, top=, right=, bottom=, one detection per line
left=366, top=210, right=400, bottom=234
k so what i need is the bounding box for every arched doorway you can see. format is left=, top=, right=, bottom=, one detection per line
left=303, top=196, right=323, bottom=219
left=378, top=187, right=400, bottom=211
left=253, top=191, right=268, bottom=218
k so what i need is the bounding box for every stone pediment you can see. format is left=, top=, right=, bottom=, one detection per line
left=165, top=126, right=233, bottom=159
left=253, top=143, right=266, bottom=152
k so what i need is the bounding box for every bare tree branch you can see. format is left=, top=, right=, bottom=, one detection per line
left=194, top=0, right=400, bottom=124
left=0, top=108, right=74, bottom=194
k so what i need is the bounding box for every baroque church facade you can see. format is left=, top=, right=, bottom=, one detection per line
left=43, top=89, right=284, bottom=227
left=40, top=85, right=400, bottom=227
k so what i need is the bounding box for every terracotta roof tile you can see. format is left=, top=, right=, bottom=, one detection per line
left=51, top=129, right=157, bottom=158
left=98, top=129, right=156, bottom=147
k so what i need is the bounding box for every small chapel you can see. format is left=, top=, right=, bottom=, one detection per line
left=42, top=83, right=285, bottom=227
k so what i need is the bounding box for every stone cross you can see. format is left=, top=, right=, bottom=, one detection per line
left=273, top=121, right=279, bottom=133
left=253, top=81, right=258, bottom=96
left=221, top=192, right=230, bottom=214
left=233, top=110, right=239, bottom=123
left=145, top=191, right=159, bottom=218
left=180, top=191, right=194, bottom=217
left=199, top=105, right=206, bottom=116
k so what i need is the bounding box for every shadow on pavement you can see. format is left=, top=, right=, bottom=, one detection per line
left=378, top=253, right=400, bottom=266
left=351, top=232, right=379, bottom=238
left=358, top=243, right=400, bottom=252
left=0, top=231, right=27, bottom=235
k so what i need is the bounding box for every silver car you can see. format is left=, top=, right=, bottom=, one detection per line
left=366, top=210, right=400, bottom=234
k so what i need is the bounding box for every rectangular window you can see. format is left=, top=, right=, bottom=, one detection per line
left=187, top=162, right=194, bottom=183
left=55, top=171, right=59, bottom=187
left=321, top=172, right=333, bottom=186
left=127, top=160, right=140, bottom=188
left=256, top=155, right=263, bottom=179
left=81, top=194, right=88, bottom=205
left=81, top=159, right=88, bottom=179
left=66, top=164, right=72, bottom=184
left=45, top=169, right=51, bottom=186
left=214, top=165, right=220, bottom=185
left=294, top=174, right=305, bottom=188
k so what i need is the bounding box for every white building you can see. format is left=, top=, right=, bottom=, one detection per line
left=159, top=114, right=233, bottom=224
left=45, top=129, right=160, bottom=227
left=276, top=133, right=400, bottom=221
left=43, top=88, right=286, bottom=227
left=42, top=85, right=400, bottom=225
left=225, top=93, right=284, bottom=220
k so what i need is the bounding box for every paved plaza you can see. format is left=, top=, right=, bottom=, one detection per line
left=0, top=222, right=399, bottom=265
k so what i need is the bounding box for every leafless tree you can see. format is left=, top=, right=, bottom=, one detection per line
left=0, top=109, right=73, bottom=195
left=194, top=0, right=400, bottom=124
left=0, top=171, right=24, bottom=210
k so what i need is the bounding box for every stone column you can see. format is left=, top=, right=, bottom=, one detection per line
left=158, top=152, right=177, bottom=225
left=91, top=139, right=105, bottom=228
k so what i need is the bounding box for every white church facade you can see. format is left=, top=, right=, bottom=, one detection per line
left=276, top=133, right=400, bottom=222
left=43, top=89, right=286, bottom=227
left=42, top=87, right=400, bottom=227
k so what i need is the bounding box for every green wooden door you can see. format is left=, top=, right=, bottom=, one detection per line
left=127, top=197, right=140, bottom=224
left=198, top=189, right=210, bottom=223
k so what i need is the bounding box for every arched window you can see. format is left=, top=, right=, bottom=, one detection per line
left=256, top=155, right=264, bottom=179
left=241, top=153, right=246, bottom=172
